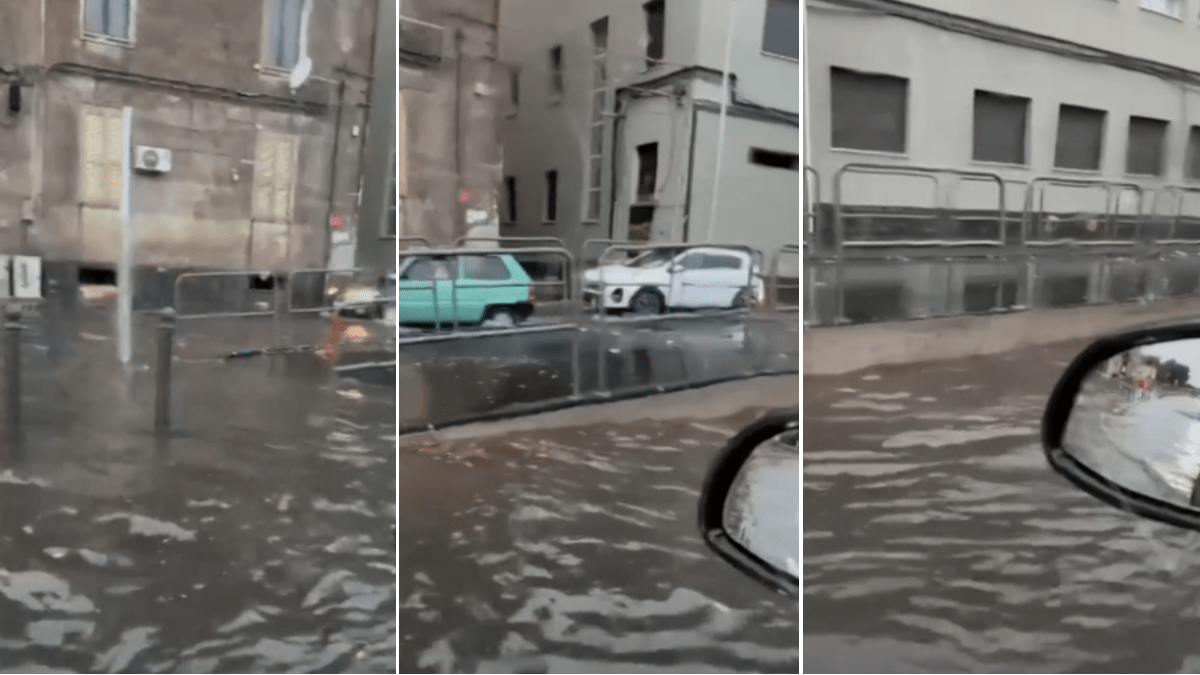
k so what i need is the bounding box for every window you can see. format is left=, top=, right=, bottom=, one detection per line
left=79, top=105, right=124, bottom=208
left=544, top=170, right=558, bottom=222
left=749, top=148, right=800, bottom=170
left=677, top=253, right=706, bottom=270
left=829, top=68, right=908, bottom=153
left=703, top=253, right=745, bottom=270
left=252, top=131, right=298, bottom=223
left=400, top=258, right=455, bottom=281
left=264, top=0, right=304, bottom=70
left=1139, top=0, right=1183, bottom=19
left=636, top=143, right=658, bottom=201
left=1054, top=104, right=1106, bottom=171
left=628, top=205, right=653, bottom=242
left=1186, top=126, right=1200, bottom=179
left=972, top=90, right=1029, bottom=165
left=503, top=176, right=517, bottom=223
left=644, top=0, right=665, bottom=67
left=762, top=0, right=799, bottom=59
left=84, top=0, right=132, bottom=40
left=548, top=45, right=564, bottom=96
left=461, top=256, right=512, bottom=281
left=1126, top=116, right=1169, bottom=176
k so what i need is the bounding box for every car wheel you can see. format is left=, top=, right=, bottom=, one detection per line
left=629, top=288, right=665, bottom=315
left=487, top=307, right=518, bottom=328
left=732, top=288, right=752, bottom=309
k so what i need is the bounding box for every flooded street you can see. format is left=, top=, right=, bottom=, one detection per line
left=0, top=325, right=397, bottom=672
left=804, top=341, right=1200, bottom=673
left=396, top=377, right=800, bottom=673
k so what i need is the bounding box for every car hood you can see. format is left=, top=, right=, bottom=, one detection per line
left=583, top=265, right=668, bottom=285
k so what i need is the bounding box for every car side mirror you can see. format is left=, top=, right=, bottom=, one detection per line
left=697, top=410, right=799, bottom=599
left=669, top=263, right=683, bottom=273
left=1044, top=323, right=1200, bottom=531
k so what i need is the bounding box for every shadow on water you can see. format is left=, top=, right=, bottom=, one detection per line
left=0, top=310, right=398, bottom=672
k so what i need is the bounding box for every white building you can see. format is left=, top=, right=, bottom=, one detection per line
left=498, top=0, right=801, bottom=262
left=808, top=0, right=1200, bottom=243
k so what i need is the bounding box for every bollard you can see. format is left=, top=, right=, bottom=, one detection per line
left=154, top=307, right=176, bottom=435
left=4, top=305, right=21, bottom=462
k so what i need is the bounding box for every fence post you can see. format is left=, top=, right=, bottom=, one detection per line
left=4, top=305, right=21, bottom=462
left=154, top=307, right=176, bottom=435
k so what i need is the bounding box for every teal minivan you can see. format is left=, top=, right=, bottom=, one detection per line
left=395, top=252, right=535, bottom=327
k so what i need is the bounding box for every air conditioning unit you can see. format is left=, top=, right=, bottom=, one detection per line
left=134, top=146, right=172, bottom=174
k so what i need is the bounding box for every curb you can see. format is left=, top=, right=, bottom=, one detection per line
left=395, top=367, right=800, bottom=437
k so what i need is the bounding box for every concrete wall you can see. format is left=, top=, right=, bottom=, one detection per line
left=398, top=0, right=504, bottom=247
left=501, top=0, right=799, bottom=260
left=0, top=0, right=385, bottom=286
left=807, top=4, right=1200, bottom=214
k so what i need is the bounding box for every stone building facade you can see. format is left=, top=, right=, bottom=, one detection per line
left=0, top=0, right=388, bottom=306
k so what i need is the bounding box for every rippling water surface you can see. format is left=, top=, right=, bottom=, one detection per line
left=0, top=352, right=397, bottom=673
left=397, top=404, right=799, bottom=673
left=805, top=345, right=1200, bottom=674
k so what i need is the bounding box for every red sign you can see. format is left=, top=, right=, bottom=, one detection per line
left=459, top=189, right=471, bottom=204
left=330, top=213, right=344, bottom=231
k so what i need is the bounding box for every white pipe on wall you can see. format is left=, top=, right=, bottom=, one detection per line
left=705, top=0, right=738, bottom=244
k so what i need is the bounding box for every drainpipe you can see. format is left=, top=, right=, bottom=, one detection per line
left=705, top=0, right=737, bottom=244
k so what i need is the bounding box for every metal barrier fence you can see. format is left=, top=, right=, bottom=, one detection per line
left=768, top=244, right=801, bottom=312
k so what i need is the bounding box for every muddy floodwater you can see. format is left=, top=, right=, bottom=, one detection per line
left=0, top=341, right=397, bottom=673
left=396, top=381, right=800, bottom=674
left=805, top=342, right=1200, bottom=674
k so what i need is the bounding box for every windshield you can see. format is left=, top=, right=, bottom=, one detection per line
left=625, top=249, right=679, bottom=268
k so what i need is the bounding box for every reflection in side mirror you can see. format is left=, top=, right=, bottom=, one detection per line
left=698, top=411, right=799, bottom=599
left=1045, top=329, right=1200, bottom=531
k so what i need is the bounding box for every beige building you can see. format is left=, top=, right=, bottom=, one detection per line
left=0, top=0, right=389, bottom=306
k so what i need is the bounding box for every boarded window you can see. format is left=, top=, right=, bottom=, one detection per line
left=1054, top=104, right=1106, bottom=171
left=84, top=0, right=131, bottom=39
left=762, top=0, right=799, bottom=59
left=79, top=105, right=124, bottom=208
left=264, top=0, right=304, bottom=70
left=1126, top=116, right=1168, bottom=176
left=636, top=143, right=658, bottom=200
left=972, top=90, right=1028, bottom=165
left=252, top=132, right=297, bottom=223
left=830, top=68, right=907, bottom=153
left=644, top=0, right=665, bottom=66
left=544, top=170, right=558, bottom=222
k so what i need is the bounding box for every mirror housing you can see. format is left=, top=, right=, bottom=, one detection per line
left=1044, top=320, right=1200, bottom=532
left=697, top=410, right=799, bottom=600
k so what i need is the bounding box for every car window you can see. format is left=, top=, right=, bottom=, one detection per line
left=676, top=253, right=706, bottom=270
left=704, top=253, right=745, bottom=270
left=400, top=258, right=455, bottom=281
left=460, top=255, right=512, bottom=281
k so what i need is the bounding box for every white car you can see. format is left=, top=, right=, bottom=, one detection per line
left=581, top=246, right=765, bottom=315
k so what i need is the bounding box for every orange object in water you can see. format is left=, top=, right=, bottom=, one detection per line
left=321, top=316, right=349, bottom=362
left=1137, top=379, right=1150, bottom=390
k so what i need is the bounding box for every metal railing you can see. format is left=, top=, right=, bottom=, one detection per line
left=768, top=244, right=801, bottom=312
left=1022, top=177, right=1145, bottom=245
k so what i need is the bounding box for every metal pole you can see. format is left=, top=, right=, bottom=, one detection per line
left=705, top=0, right=737, bottom=244
left=117, top=105, right=134, bottom=366
left=5, top=305, right=21, bottom=462
left=154, top=307, right=176, bottom=435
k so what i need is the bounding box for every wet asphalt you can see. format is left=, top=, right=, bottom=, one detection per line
left=0, top=311, right=397, bottom=672
left=804, top=340, right=1200, bottom=673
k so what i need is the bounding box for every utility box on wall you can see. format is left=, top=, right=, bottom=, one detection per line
left=0, top=255, right=43, bottom=301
